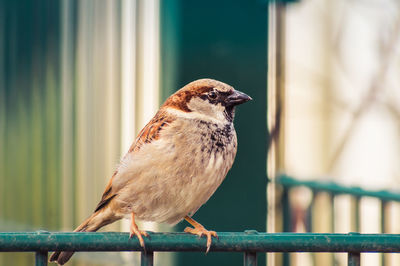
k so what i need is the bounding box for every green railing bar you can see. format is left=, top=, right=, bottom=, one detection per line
left=381, top=201, right=387, bottom=234
left=381, top=200, right=388, bottom=266
left=329, top=193, right=335, bottom=266
left=2, top=231, right=400, bottom=253
left=141, top=251, right=154, bottom=266
left=277, top=175, right=400, bottom=202
left=244, top=252, right=257, bottom=266
left=348, top=252, right=361, bottom=266
left=35, top=251, right=47, bottom=266
left=354, top=196, right=361, bottom=232
left=282, top=187, right=290, bottom=266
left=282, top=187, right=291, bottom=232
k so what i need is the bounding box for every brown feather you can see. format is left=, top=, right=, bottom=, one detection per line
left=128, top=110, right=173, bottom=153
left=94, top=170, right=119, bottom=212
left=160, top=79, right=234, bottom=112
left=162, top=80, right=213, bottom=112
left=50, top=210, right=119, bottom=265
left=94, top=110, right=174, bottom=213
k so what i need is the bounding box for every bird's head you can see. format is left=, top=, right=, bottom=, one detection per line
left=162, top=79, right=252, bottom=123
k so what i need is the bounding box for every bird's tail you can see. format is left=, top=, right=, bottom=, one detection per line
left=49, top=209, right=119, bottom=265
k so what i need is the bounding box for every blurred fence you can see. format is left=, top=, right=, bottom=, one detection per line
left=276, top=174, right=400, bottom=266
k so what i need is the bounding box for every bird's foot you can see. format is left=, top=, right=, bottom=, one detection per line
left=129, top=224, right=148, bottom=249
left=129, top=213, right=148, bottom=249
left=184, top=225, right=218, bottom=253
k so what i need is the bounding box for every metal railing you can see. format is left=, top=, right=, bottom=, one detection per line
left=276, top=174, right=400, bottom=266
left=2, top=231, right=400, bottom=266
left=277, top=174, right=400, bottom=232
left=2, top=176, right=400, bottom=266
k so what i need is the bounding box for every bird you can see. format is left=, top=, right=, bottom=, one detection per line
left=49, top=78, right=252, bottom=265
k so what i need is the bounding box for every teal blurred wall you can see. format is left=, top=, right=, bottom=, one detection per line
left=0, top=0, right=63, bottom=264
left=0, top=0, right=268, bottom=265
left=161, top=1, right=269, bottom=265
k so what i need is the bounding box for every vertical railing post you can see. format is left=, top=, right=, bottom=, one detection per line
left=350, top=196, right=361, bottom=232
left=35, top=251, right=48, bottom=266
left=141, top=251, right=154, bottom=266
left=244, top=252, right=257, bottom=266
left=330, top=193, right=335, bottom=266
left=308, top=190, right=316, bottom=266
left=306, top=190, right=316, bottom=232
left=381, top=200, right=388, bottom=266
left=348, top=252, right=360, bottom=266
left=282, top=188, right=291, bottom=232
left=282, top=187, right=291, bottom=266
left=354, top=196, right=361, bottom=232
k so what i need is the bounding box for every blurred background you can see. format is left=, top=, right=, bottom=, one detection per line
left=0, top=0, right=266, bottom=265
left=268, top=0, right=400, bottom=266
left=0, top=0, right=399, bottom=266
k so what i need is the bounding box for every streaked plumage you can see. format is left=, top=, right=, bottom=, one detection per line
left=50, top=78, right=251, bottom=265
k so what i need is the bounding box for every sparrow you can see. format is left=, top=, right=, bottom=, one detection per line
left=50, top=78, right=252, bottom=265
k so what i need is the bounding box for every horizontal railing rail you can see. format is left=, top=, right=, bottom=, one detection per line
left=276, top=175, right=400, bottom=202
left=2, top=231, right=400, bottom=266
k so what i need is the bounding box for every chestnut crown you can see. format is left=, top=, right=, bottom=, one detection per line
left=163, top=79, right=252, bottom=122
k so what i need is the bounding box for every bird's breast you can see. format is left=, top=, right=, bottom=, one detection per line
left=115, top=118, right=238, bottom=224
left=161, top=119, right=237, bottom=219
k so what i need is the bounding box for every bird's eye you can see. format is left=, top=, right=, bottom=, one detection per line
left=208, top=91, right=218, bottom=100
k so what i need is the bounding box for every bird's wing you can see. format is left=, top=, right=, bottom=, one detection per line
left=128, top=110, right=172, bottom=153
left=94, top=110, right=173, bottom=212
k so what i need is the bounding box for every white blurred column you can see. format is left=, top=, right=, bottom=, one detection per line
left=120, top=1, right=173, bottom=265
left=61, top=0, right=74, bottom=231
left=120, top=0, right=138, bottom=264
left=121, top=0, right=137, bottom=151
left=135, top=0, right=160, bottom=128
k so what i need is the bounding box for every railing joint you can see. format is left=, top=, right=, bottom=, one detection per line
left=244, top=230, right=259, bottom=234
left=35, top=251, right=48, bottom=266
left=244, top=251, right=257, bottom=266
left=348, top=252, right=361, bottom=266
left=141, top=250, right=154, bottom=266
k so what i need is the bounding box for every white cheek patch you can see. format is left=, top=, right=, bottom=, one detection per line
left=186, top=97, right=227, bottom=122
left=166, top=108, right=221, bottom=124
left=186, top=97, right=208, bottom=111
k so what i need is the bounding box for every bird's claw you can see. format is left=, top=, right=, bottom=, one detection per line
left=184, top=226, right=218, bottom=253
left=130, top=227, right=148, bottom=249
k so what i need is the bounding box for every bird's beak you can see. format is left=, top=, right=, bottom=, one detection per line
left=226, top=90, right=253, bottom=106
